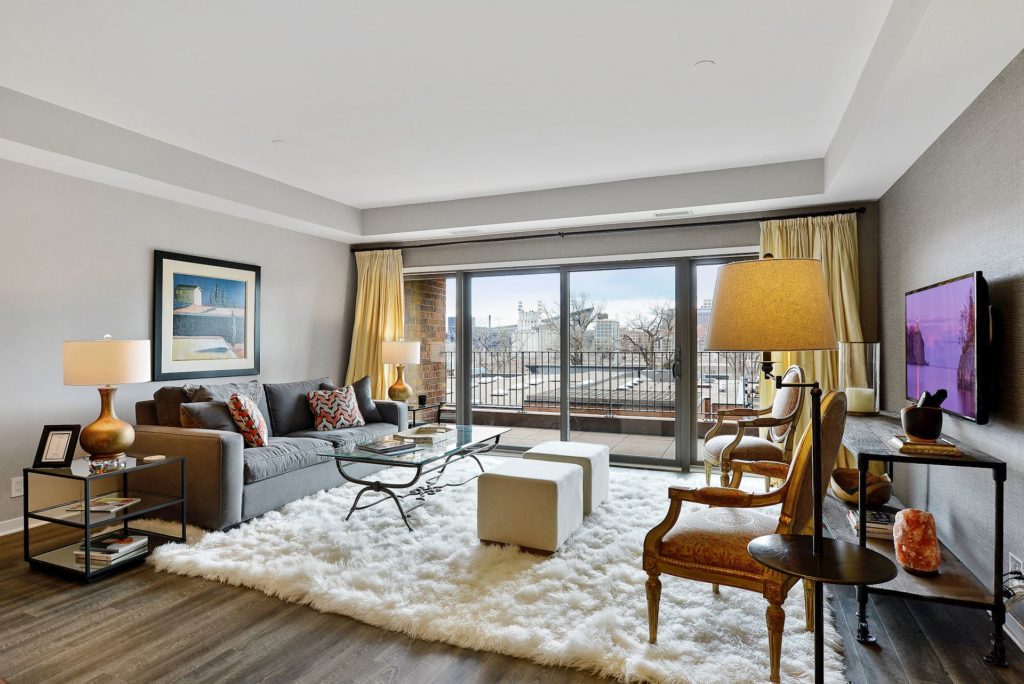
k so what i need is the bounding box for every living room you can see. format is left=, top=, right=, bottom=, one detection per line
left=1, top=2, right=1022, bottom=682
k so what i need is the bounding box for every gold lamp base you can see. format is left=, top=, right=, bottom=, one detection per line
left=80, top=386, right=135, bottom=461
left=387, top=364, right=414, bottom=402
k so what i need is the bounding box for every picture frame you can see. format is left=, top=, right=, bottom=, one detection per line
left=153, top=250, right=261, bottom=381
left=33, top=425, right=81, bottom=468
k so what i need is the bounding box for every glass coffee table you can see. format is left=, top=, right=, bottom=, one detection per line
left=320, top=425, right=509, bottom=531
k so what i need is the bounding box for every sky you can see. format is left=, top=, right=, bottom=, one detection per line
left=448, top=264, right=723, bottom=327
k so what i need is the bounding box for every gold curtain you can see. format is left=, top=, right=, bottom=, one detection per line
left=345, top=249, right=405, bottom=398
left=758, top=214, right=882, bottom=472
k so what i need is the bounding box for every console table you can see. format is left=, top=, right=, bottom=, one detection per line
left=827, top=414, right=1007, bottom=666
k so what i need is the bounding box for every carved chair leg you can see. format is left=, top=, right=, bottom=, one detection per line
left=646, top=573, right=662, bottom=644
left=712, top=583, right=720, bottom=595
left=766, top=601, right=786, bottom=683
left=803, top=579, right=814, bottom=631
left=719, top=466, right=730, bottom=488
left=704, top=460, right=712, bottom=487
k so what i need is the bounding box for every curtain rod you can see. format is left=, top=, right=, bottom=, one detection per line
left=351, top=206, right=866, bottom=253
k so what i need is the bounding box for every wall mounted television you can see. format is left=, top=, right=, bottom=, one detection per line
left=905, top=272, right=989, bottom=424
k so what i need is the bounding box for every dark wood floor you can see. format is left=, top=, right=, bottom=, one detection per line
left=3, top=530, right=1022, bottom=683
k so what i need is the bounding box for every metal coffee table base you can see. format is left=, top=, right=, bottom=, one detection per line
left=336, top=442, right=496, bottom=531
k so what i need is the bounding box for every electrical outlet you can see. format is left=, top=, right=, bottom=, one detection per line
left=10, top=476, right=23, bottom=498
left=1011, top=553, right=1023, bottom=576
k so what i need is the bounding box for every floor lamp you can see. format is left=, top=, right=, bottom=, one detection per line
left=704, top=258, right=896, bottom=684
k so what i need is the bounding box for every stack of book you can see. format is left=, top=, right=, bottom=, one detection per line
left=847, top=508, right=898, bottom=540
left=74, top=532, right=149, bottom=567
left=68, top=496, right=141, bottom=513
left=362, top=438, right=422, bottom=456
left=888, top=435, right=962, bottom=457
left=396, top=425, right=456, bottom=445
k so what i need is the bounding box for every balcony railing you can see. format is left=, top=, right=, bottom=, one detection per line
left=443, top=350, right=761, bottom=423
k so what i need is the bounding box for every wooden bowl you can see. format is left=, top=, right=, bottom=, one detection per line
left=830, top=468, right=893, bottom=507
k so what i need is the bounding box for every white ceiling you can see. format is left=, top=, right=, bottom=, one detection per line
left=0, top=1, right=889, bottom=208
left=0, top=1, right=1022, bottom=242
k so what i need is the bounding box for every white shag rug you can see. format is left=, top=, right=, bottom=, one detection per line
left=151, top=457, right=844, bottom=683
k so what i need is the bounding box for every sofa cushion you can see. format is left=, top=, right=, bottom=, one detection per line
left=228, top=393, right=269, bottom=447
left=308, top=387, right=365, bottom=430
left=190, top=380, right=273, bottom=437
left=179, top=401, right=239, bottom=433
left=264, top=377, right=333, bottom=435
left=243, top=437, right=334, bottom=484
left=286, top=422, right=399, bottom=452
left=322, top=376, right=382, bottom=424
left=153, top=386, right=190, bottom=427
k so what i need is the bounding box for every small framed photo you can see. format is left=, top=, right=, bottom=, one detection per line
left=33, top=425, right=81, bottom=468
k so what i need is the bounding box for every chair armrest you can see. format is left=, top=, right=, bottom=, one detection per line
left=374, top=400, right=408, bottom=431
left=731, top=459, right=791, bottom=481
left=668, top=484, right=784, bottom=508
left=716, top=407, right=771, bottom=417
left=132, top=425, right=244, bottom=530
left=734, top=416, right=789, bottom=428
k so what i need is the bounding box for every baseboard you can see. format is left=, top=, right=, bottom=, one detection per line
left=0, top=516, right=47, bottom=537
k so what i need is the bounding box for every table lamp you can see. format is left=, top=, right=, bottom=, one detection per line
left=382, top=340, right=420, bottom=402
left=63, top=335, right=151, bottom=461
left=705, top=257, right=895, bottom=683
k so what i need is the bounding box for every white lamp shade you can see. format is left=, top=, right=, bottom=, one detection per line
left=705, top=258, right=838, bottom=352
left=382, top=340, right=420, bottom=365
left=63, top=339, right=151, bottom=385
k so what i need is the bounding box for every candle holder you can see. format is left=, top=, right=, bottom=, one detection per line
left=839, top=341, right=880, bottom=416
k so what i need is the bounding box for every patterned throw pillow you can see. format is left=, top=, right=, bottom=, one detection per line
left=307, top=387, right=365, bottom=430
left=227, top=393, right=269, bottom=447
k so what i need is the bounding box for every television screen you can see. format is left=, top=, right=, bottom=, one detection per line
left=905, top=272, right=988, bottom=423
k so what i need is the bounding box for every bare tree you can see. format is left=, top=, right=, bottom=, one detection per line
left=621, top=303, right=675, bottom=367
left=537, top=292, right=605, bottom=365
left=472, top=325, right=519, bottom=376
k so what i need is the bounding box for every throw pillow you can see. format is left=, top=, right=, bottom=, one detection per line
left=179, top=402, right=239, bottom=433
left=153, top=386, right=190, bottom=427
left=227, top=393, right=269, bottom=447
left=307, top=387, right=365, bottom=430
left=321, top=375, right=382, bottom=423
left=264, top=377, right=333, bottom=435
left=192, top=380, right=273, bottom=436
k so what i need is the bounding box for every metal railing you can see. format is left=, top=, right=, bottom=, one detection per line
left=442, top=350, right=760, bottom=423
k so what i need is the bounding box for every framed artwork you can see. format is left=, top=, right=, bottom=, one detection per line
left=153, top=250, right=261, bottom=380
left=33, top=425, right=81, bottom=468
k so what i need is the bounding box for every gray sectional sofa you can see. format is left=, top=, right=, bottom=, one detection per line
left=133, top=377, right=407, bottom=530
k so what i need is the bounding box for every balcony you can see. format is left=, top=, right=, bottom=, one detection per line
left=439, top=350, right=762, bottom=460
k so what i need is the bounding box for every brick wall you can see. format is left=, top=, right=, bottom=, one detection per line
left=403, top=278, right=448, bottom=406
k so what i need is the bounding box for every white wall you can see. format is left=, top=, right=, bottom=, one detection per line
left=0, top=159, right=355, bottom=524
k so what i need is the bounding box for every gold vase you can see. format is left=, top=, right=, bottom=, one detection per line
left=80, top=386, right=135, bottom=461
left=387, top=364, right=414, bottom=402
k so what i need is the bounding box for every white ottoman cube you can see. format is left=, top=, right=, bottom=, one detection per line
left=477, top=459, right=583, bottom=553
left=524, top=441, right=610, bottom=514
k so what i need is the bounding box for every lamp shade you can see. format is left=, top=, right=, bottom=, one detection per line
left=382, top=340, right=420, bottom=365
left=705, top=258, right=838, bottom=352
left=63, top=338, right=151, bottom=385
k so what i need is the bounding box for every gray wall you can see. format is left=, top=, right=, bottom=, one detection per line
left=879, top=51, right=1023, bottom=587
left=399, top=202, right=880, bottom=342
left=0, top=159, right=355, bottom=524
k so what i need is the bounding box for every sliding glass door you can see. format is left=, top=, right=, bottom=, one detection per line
left=426, top=253, right=756, bottom=470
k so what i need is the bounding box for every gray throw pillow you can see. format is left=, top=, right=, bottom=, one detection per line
left=180, top=401, right=239, bottom=433
left=264, top=377, right=333, bottom=435
left=191, top=380, right=272, bottom=436
left=153, top=385, right=189, bottom=427
left=321, top=375, right=382, bottom=423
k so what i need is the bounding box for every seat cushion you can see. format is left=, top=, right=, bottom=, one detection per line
left=285, top=422, right=398, bottom=451
left=242, top=436, right=334, bottom=484
left=660, top=507, right=779, bottom=576
left=264, top=378, right=333, bottom=435
left=703, top=435, right=785, bottom=464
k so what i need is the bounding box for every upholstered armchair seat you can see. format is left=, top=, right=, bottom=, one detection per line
left=661, top=507, right=778, bottom=578
left=703, top=435, right=783, bottom=462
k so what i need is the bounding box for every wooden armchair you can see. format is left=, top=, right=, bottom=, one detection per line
left=644, top=390, right=847, bottom=682
left=703, top=364, right=805, bottom=489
